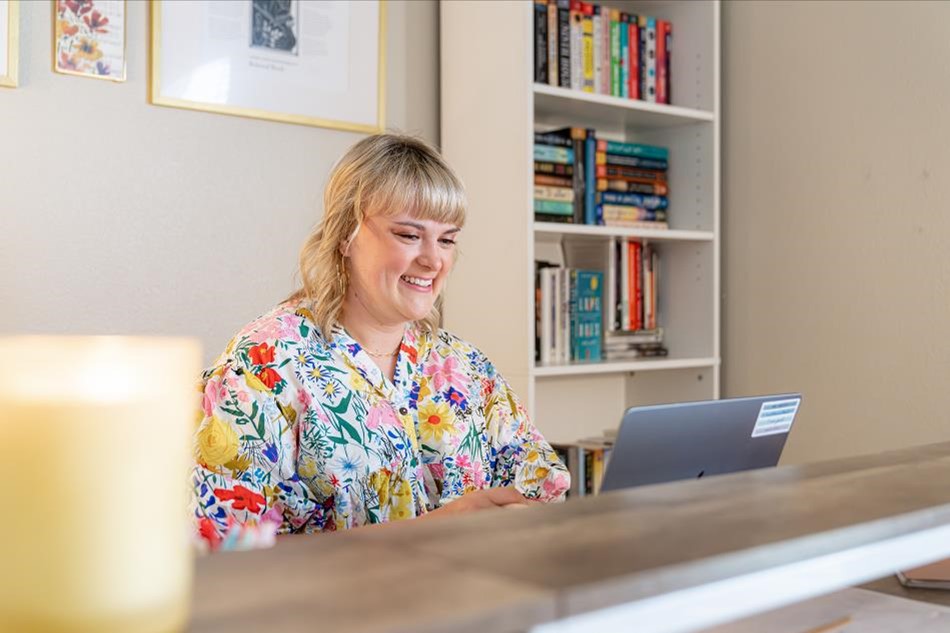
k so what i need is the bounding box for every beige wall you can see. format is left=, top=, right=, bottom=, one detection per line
left=722, top=0, right=950, bottom=463
left=0, top=0, right=439, bottom=364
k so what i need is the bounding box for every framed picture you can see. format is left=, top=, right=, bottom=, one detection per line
left=149, top=0, right=385, bottom=133
left=0, top=0, right=18, bottom=88
left=53, top=0, right=127, bottom=81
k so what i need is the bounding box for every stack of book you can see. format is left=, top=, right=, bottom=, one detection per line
left=605, top=238, right=668, bottom=359
left=535, top=264, right=603, bottom=365
left=535, top=126, right=669, bottom=229
left=596, top=138, right=669, bottom=228
left=551, top=435, right=614, bottom=497
left=533, top=0, right=672, bottom=104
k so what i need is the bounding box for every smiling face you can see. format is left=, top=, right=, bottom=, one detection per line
left=342, top=213, right=460, bottom=330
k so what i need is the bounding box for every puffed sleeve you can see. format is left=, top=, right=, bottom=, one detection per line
left=191, top=358, right=331, bottom=550
left=482, top=360, right=571, bottom=502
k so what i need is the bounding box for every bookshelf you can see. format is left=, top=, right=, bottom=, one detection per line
left=440, top=0, right=720, bottom=444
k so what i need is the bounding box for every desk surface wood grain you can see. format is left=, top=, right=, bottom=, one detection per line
left=190, top=441, right=950, bottom=632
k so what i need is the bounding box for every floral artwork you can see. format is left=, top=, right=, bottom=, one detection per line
left=54, top=0, right=125, bottom=81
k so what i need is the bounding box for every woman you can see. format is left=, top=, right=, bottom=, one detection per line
left=193, top=134, right=569, bottom=550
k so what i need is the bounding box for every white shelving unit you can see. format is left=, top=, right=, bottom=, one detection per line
left=441, top=0, right=720, bottom=444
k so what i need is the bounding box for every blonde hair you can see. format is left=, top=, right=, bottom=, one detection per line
left=290, top=134, right=467, bottom=338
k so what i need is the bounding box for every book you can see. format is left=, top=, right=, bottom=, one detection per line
left=657, top=19, right=669, bottom=104
left=569, top=0, right=582, bottom=90
left=581, top=1, right=594, bottom=92
left=601, top=206, right=666, bottom=222
left=535, top=213, right=575, bottom=224
left=534, top=185, right=574, bottom=202
left=628, top=14, right=639, bottom=100
left=534, top=130, right=573, bottom=147
left=572, top=269, right=602, bottom=361
left=609, top=9, right=620, bottom=96
left=547, top=0, right=558, bottom=87
left=602, top=165, right=667, bottom=181
left=595, top=138, right=668, bottom=160
left=619, top=12, right=629, bottom=99
left=639, top=15, right=657, bottom=102
left=597, top=179, right=668, bottom=195
left=535, top=174, right=573, bottom=187
left=534, top=0, right=548, bottom=84
left=599, top=153, right=668, bottom=170
left=534, top=199, right=573, bottom=215
left=535, top=161, right=574, bottom=176
left=556, top=0, right=571, bottom=88
left=599, top=191, right=669, bottom=210
left=535, top=144, right=574, bottom=164
left=592, top=5, right=602, bottom=94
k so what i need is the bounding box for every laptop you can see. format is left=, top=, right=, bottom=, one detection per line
left=599, top=393, right=802, bottom=493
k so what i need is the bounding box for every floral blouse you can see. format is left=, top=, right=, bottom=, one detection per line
left=192, top=302, right=570, bottom=548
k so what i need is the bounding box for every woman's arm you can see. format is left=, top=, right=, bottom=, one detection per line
left=192, top=362, right=330, bottom=550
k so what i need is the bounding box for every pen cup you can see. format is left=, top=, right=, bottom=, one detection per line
left=0, top=336, right=201, bottom=633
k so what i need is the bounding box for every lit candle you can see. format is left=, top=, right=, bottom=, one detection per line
left=0, top=336, right=200, bottom=633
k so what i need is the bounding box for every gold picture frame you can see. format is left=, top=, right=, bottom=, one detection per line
left=52, top=0, right=128, bottom=82
left=0, top=0, right=18, bottom=88
left=149, top=0, right=386, bottom=133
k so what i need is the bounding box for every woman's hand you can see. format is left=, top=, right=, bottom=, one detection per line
left=424, top=487, right=536, bottom=519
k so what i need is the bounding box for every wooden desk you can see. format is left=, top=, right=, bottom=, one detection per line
left=190, top=442, right=950, bottom=633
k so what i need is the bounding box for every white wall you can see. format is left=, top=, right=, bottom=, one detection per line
left=722, top=0, right=950, bottom=463
left=0, top=0, right=439, bottom=364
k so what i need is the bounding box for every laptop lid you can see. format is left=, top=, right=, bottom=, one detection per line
left=599, top=393, right=802, bottom=493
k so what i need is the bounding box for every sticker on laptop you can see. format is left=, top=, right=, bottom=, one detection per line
left=751, top=397, right=801, bottom=438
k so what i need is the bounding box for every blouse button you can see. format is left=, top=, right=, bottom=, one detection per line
left=399, top=407, right=409, bottom=415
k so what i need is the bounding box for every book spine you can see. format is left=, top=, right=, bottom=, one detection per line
left=534, top=199, right=574, bottom=215
left=560, top=268, right=571, bottom=364
left=584, top=130, right=596, bottom=224
left=570, top=128, right=586, bottom=223
left=601, top=205, right=665, bottom=222
left=602, top=154, right=668, bottom=170
left=595, top=139, right=668, bottom=159
left=638, top=15, right=648, bottom=101
left=581, top=2, right=594, bottom=92
left=557, top=0, right=571, bottom=88
left=591, top=6, right=602, bottom=94
left=629, top=15, right=639, bottom=100
left=570, top=0, right=582, bottom=91
left=534, top=0, right=548, bottom=84
left=642, top=244, right=651, bottom=331
left=534, top=131, right=573, bottom=147
left=599, top=191, right=668, bottom=209
left=609, top=10, right=620, bottom=97
left=602, top=165, right=667, bottom=181
left=607, top=238, right=617, bottom=333
left=535, top=174, right=573, bottom=187
left=575, top=270, right=602, bottom=361
left=547, top=0, right=559, bottom=86
left=534, top=185, right=574, bottom=202
left=534, top=145, right=574, bottom=163
left=651, top=249, right=659, bottom=329
left=620, top=239, right=629, bottom=331
left=569, top=269, right=578, bottom=361
left=644, top=16, right=657, bottom=102
left=535, top=213, right=575, bottom=224
left=657, top=19, right=668, bottom=104
left=665, top=21, right=672, bottom=104
left=619, top=13, right=629, bottom=99
left=600, top=4, right=610, bottom=94
left=632, top=241, right=642, bottom=330
left=535, top=161, right=574, bottom=176
left=540, top=268, right=554, bottom=365
left=597, top=179, right=668, bottom=195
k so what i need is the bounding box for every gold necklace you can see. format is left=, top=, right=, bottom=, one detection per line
left=363, top=345, right=400, bottom=358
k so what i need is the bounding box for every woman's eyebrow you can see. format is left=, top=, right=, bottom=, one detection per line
left=392, top=221, right=461, bottom=234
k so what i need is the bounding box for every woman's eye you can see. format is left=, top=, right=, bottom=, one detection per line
left=397, top=233, right=420, bottom=241
left=439, top=238, right=457, bottom=246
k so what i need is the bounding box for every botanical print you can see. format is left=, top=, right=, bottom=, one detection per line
left=250, top=0, right=298, bottom=55
left=192, top=302, right=571, bottom=550
left=54, top=0, right=125, bottom=80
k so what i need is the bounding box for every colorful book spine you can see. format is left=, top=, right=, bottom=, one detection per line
left=609, top=9, right=620, bottom=97
left=599, top=191, right=668, bottom=209
left=535, top=145, right=574, bottom=163
left=557, top=0, right=571, bottom=88
left=569, top=0, right=583, bottom=91
left=601, top=205, right=666, bottom=222
left=619, top=13, right=629, bottom=99
left=656, top=19, right=669, bottom=104
left=664, top=20, right=672, bottom=103
left=601, top=165, right=667, bottom=181
left=640, top=15, right=657, bottom=102
left=534, top=199, right=574, bottom=215
left=534, top=185, right=574, bottom=202
left=534, top=0, right=548, bottom=84
left=584, top=129, right=596, bottom=224
left=572, top=269, right=603, bottom=361
left=591, top=5, right=602, bottom=94
left=536, top=161, right=574, bottom=176
left=581, top=2, right=594, bottom=92
left=534, top=130, right=573, bottom=147
left=595, top=139, right=668, bottom=159
left=536, top=174, right=573, bottom=187
left=599, top=153, right=668, bottom=170
left=628, top=15, right=639, bottom=100
left=547, top=0, right=559, bottom=86
left=597, top=179, right=668, bottom=195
